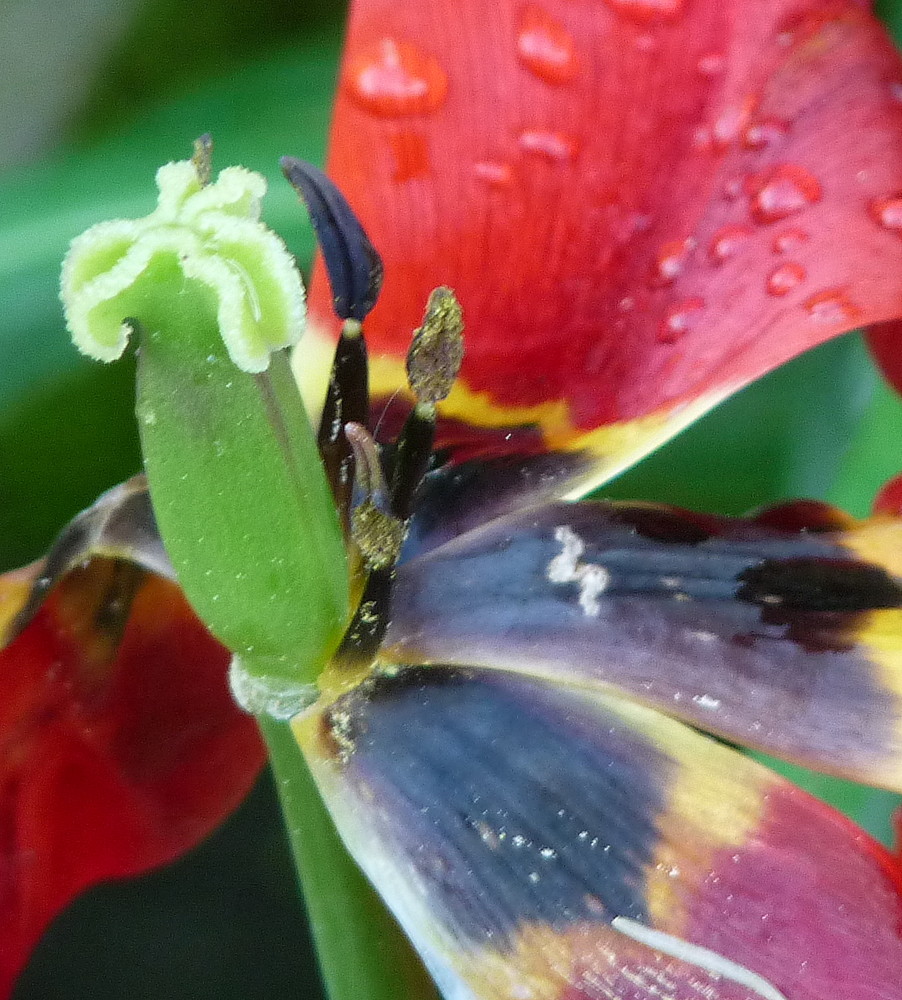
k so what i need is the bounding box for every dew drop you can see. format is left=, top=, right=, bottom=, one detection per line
left=658, top=297, right=704, bottom=343
left=708, top=224, right=752, bottom=263
left=804, top=289, right=861, bottom=326
left=747, top=164, right=822, bottom=223
left=711, top=104, right=751, bottom=149
left=603, top=0, right=686, bottom=22
left=766, top=261, right=806, bottom=296
left=473, top=160, right=513, bottom=187
left=345, top=38, right=448, bottom=117
left=723, top=177, right=744, bottom=201
left=516, top=5, right=578, bottom=85
left=691, top=127, right=713, bottom=152
left=228, top=655, right=317, bottom=719
left=870, top=196, right=902, bottom=233
left=518, top=129, right=577, bottom=162
left=654, top=238, right=694, bottom=284
left=742, top=118, right=789, bottom=150
left=772, top=227, right=809, bottom=254
left=697, top=52, right=725, bottom=76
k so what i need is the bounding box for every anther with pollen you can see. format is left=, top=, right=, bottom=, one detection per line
left=391, top=287, right=464, bottom=521
left=334, top=288, right=464, bottom=666
left=337, top=421, right=404, bottom=664
left=192, top=133, right=214, bottom=187
left=282, top=157, right=464, bottom=668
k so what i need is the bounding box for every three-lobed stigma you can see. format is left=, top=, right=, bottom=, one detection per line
left=61, top=151, right=305, bottom=373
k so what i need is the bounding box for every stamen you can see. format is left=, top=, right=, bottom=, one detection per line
left=335, top=567, right=393, bottom=668
left=317, top=320, right=370, bottom=529
left=405, top=286, right=464, bottom=405
left=345, top=421, right=389, bottom=512
left=351, top=502, right=405, bottom=572
left=192, top=133, right=214, bottom=187
left=282, top=158, right=381, bottom=528
left=280, top=157, right=384, bottom=321
left=286, top=163, right=468, bottom=670
left=391, top=287, right=464, bottom=520
left=390, top=403, right=436, bottom=521
left=338, top=422, right=405, bottom=667
left=611, top=917, right=789, bottom=1000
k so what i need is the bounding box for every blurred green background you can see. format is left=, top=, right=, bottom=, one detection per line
left=2, top=0, right=902, bottom=997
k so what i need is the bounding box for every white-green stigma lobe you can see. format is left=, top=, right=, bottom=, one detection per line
left=60, top=159, right=305, bottom=373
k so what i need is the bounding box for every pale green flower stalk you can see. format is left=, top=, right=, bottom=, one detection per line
left=60, top=140, right=348, bottom=704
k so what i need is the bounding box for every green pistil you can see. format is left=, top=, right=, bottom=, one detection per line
left=60, top=149, right=348, bottom=709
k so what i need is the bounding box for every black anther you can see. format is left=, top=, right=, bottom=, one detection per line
left=280, top=157, right=384, bottom=321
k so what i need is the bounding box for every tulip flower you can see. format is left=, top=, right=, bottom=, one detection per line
left=7, top=0, right=902, bottom=998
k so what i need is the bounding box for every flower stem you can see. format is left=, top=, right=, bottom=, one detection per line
left=260, top=717, right=440, bottom=1000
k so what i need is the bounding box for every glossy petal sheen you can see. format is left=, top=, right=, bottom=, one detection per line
left=0, top=486, right=264, bottom=995
left=295, top=668, right=902, bottom=1000
left=307, top=0, right=902, bottom=495
left=387, top=499, right=902, bottom=791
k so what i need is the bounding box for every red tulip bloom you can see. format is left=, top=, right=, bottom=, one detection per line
left=7, top=0, right=902, bottom=998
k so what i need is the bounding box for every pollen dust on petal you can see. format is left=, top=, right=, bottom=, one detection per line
left=546, top=525, right=610, bottom=616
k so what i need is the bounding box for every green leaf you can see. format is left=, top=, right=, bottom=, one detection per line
left=605, top=334, right=876, bottom=514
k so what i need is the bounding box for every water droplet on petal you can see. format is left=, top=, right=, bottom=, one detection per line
left=691, top=127, right=713, bottom=152
left=870, top=196, right=902, bottom=233
left=228, top=655, right=317, bottom=719
left=772, top=227, right=809, bottom=254
left=618, top=295, right=636, bottom=312
left=747, top=164, right=822, bottom=223
left=604, top=0, right=685, bottom=22
left=709, top=224, right=752, bottom=263
left=712, top=104, right=752, bottom=149
left=804, top=289, right=861, bottom=326
left=473, top=160, right=514, bottom=187
left=634, top=33, right=658, bottom=53
left=658, top=297, right=704, bottom=343
left=516, top=5, right=578, bottom=85
left=697, top=52, right=725, bottom=76
left=654, top=238, right=695, bottom=284
left=766, top=262, right=806, bottom=296
left=345, top=38, right=448, bottom=117
left=723, top=177, right=744, bottom=201
left=518, top=129, right=577, bottom=162
left=742, top=118, right=789, bottom=150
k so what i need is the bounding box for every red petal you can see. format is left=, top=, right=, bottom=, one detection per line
left=308, top=0, right=902, bottom=491
left=874, top=470, right=902, bottom=515
left=866, top=321, right=902, bottom=397
left=0, top=499, right=264, bottom=995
